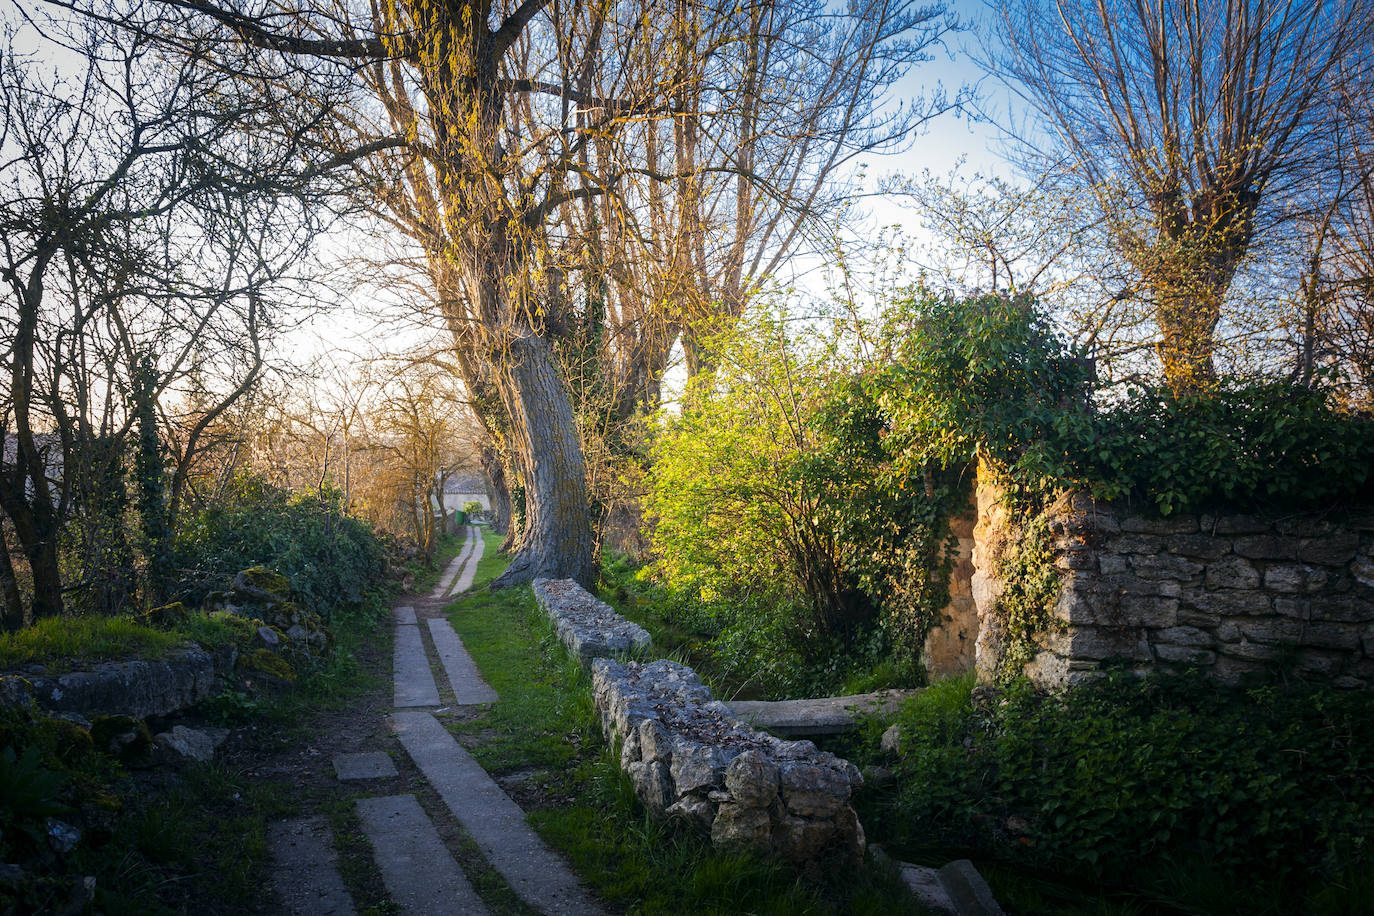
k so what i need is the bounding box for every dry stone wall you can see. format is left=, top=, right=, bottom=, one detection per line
left=535, top=577, right=866, bottom=866
left=595, top=658, right=866, bottom=865
left=967, top=474, right=1374, bottom=688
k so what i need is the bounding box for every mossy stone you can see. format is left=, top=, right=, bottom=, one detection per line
left=90, top=715, right=153, bottom=762
left=35, top=717, right=94, bottom=764
left=137, top=601, right=189, bottom=629
left=237, top=648, right=297, bottom=687
left=232, top=567, right=292, bottom=602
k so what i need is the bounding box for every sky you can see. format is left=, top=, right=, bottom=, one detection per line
left=3, top=0, right=1021, bottom=386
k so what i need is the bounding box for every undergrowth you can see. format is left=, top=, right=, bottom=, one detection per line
left=851, top=669, right=1374, bottom=915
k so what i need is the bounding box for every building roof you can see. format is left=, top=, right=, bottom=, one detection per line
left=443, top=472, right=488, bottom=494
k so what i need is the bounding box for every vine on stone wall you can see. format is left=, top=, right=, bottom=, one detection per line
left=990, top=510, right=1063, bottom=678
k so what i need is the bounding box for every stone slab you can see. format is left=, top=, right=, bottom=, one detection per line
left=395, top=606, right=417, bottom=625
left=267, top=816, right=356, bottom=916
left=448, top=527, right=485, bottom=597
left=939, top=859, right=1006, bottom=915
left=726, top=690, right=922, bottom=736
left=432, top=534, right=472, bottom=599
left=391, top=710, right=601, bottom=915
left=427, top=619, right=498, bottom=705
left=394, top=625, right=441, bottom=708
left=333, top=751, right=398, bottom=781
left=898, top=864, right=958, bottom=916
left=355, top=794, right=488, bottom=915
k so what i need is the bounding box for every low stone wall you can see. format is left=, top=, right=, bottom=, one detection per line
left=533, top=577, right=651, bottom=659
left=595, top=658, right=865, bottom=865
left=2, top=644, right=239, bottom=719
left=969, top=474, right=1374, bottom=687
left=536, top=577, right=866, bottom=865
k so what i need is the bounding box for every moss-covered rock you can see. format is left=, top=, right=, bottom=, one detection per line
left=231, top=567, right=291, bottom=603
left=136, top=602, right=189, bottom=629
left=90, top=715, right=153, bottom=763
left=33, top=716, right=93, bottom=765
left=236, top=649, right=296, bottom=688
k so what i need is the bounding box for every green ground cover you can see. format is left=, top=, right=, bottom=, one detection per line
left=446, top=548, right=919, bottom=914
left=0, top=612, right=247, bottom=673
left=829, top=670, right=1374, bottom=916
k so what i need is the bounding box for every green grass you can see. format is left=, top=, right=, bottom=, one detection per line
left=447, top=562, right=921, bottom=914
left=0, top=609, right=253, bottom=673
left=0, top=615, right=184, bottom=671
left=407, top=530, right=467, bottom=593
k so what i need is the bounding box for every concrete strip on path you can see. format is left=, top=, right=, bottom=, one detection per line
left=356, top=794, right=490, bottom=916
left=395, top=606, right=417, bottom=625
left=334, top=751, right=398, bottom=781
left=267, top=815, right=356, bottom=916
left=432, top=528, right=474, bottom=599
left=726, top=689, right=922, bottom=736
left=427, top=618, right=498, bottom=705
left=393, top=624, right=441, bottom=708
left=447, top=526, right=485, bottom=597
left=391, top=710, right=601, bottom=916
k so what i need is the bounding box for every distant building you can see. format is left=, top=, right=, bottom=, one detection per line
left=432, top=471, right=491, bottom=514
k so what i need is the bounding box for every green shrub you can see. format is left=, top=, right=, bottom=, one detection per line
left=889, top=671, right=1374, bottom=894
left=874, top=288, right=1374, bottom=515
left=174, top=474, right=385, bottom=622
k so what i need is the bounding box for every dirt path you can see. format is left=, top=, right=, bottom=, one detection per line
left=261, top=527, right=603, bottom=915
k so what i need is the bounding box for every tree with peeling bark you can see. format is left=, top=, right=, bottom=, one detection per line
left=987, top=0, right=1374, bottom=392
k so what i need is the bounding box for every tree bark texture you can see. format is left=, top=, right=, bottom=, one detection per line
left=490, top=333, right=597, bottom=590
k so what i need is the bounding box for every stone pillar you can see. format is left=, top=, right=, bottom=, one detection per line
left=921, top=510, right=979, bottom=680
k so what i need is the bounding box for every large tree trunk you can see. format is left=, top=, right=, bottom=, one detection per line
left=0, top=525, right=24, bottom=633
left=489, top=333, right=596, bottom=590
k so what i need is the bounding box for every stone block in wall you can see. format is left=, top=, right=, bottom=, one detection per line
left=1129, top=554, right=1204, bottom=582
left=1234, top=535, right=1304, bottom=560
left=1217, top=639, right=1282, bottom=662
left=1043, top=627, right=1150, bottom=662
left=1112, top=533, right=1166, bottom=554
left=1121, top=516, right=1199, bottom=535
left=1203, top=556, right=1261, bottom=590
left=1275, top=518, right=1339, bottom=538
left=1213, top=654, right=1272, bottom=684
left=1263, top=564, right=1330, bottom=594
left=1202, top=514, right=1271, bottom=535
left=1182, top=587, right=1270, bottom=620
left=1154, top=645, right=1217, bottom=665
left=1353, top=555, right=1374, bottom=588
left=1100, top=554, right=1131, bottom=576
left=1153, top=625, right=1214, bottom=648
left=1291, top=595, right=1374, bottom=623
left=1118, top=594, right=1179, bottom=627
left=1298, top=533, right=1361, bottom=566
left=1302, top=622, right=1363, bottom=651
left=1236, top=617, right=1305, bottom=645
left=1293, top=650, right=1346, bottom=678
left=1165, top=534, right=1232, bottom=561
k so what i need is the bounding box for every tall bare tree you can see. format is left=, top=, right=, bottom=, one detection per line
left=988, top=0, right=1374, bottom=391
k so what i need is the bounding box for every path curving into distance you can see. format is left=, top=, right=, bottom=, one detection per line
left=270, top=526, right=603, bottom=915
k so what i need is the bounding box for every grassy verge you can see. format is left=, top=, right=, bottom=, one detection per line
left=0, top=592, right=392, bottom=915
left=0, top=612, right=246, bottom=673
left=446, top=561, right=918, bottom=914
